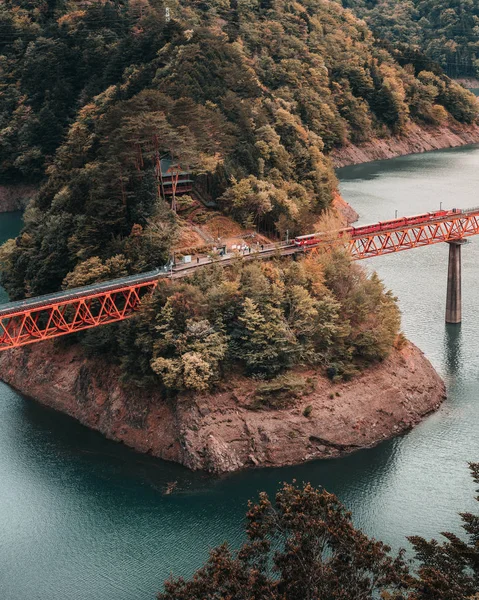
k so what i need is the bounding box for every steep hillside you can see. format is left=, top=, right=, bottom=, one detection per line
left=1, top=0, right=477, bottom=299
left=342, top=0, right=479, bottom=79
left=0, top=0, right=475, bottom=395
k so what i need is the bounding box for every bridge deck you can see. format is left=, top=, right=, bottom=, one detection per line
left=0, top=270, right=165, bottom=318
left=0, top=207, right=478, bottom=350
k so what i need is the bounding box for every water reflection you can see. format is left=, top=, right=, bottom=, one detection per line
left=444, top=324, right=462, bottom=376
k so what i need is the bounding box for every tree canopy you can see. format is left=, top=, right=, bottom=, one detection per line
left=2, top=0, right=478, bottom=299
left=157, top=464, right=479, bottom=599
left=342, top=0, right=479, bottom=78
left=0, top=0, right=477, bottom=389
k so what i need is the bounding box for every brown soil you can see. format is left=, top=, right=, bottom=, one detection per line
left=175, top=226, right=206, bottom=251
left=0, top=341, right=445, bottom=474
left=332, top=191, right=359, bottom=224
left=175, top=211, right=273, bottom=258
left=202, top=215, right=244, bottom=239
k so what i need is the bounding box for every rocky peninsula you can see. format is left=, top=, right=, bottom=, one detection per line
left=0, top=340, right=445, bottom=474
left=3, top=123, right=474, bottom=474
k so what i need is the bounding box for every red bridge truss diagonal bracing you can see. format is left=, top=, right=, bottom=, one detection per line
left=0, top=279, right=158, bottom=352
left=1, top=207, right=479, bottom=351
left=346, top=211, right=479, bottom=259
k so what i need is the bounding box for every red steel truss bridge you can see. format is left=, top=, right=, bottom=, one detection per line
left=1, top=206, right=478, bottom=351
left=344, top=207, right=479, bottom=259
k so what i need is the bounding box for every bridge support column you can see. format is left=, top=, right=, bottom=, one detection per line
left=445, top=240, right=464, bottom=324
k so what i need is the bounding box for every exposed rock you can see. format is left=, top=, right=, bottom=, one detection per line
left=0, top=340, right=446, bottom=474
left=332, top=191, right=359, bottom=224
left=0, top=184, right=38, bottom=212
left=330, top=122, right=479, bottom=168
left=454, top=78, right=479, bottom=89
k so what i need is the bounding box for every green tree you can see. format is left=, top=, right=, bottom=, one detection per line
left=236, top=295, right=297, bottom=376
left=158, top=481, right=411, bottom=600
left=151, top=318, right=228, bottom=391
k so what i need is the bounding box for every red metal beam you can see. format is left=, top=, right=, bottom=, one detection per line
left=0, top=280, right=157, bottom=352
left=1, top=210, right=479, bottom=352
left=346, top=212, right=479, bottom=259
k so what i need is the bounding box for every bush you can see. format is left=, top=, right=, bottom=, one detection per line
left=252, top=375, right=310, bottom=410
left=303, top=404, right=313, bottom=418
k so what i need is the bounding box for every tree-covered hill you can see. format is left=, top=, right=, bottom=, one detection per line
left=1, top=0, right=477, bottom=298
left=342, top=0, right=479, bottom=79
left=0, top=0, right=477, bottom=390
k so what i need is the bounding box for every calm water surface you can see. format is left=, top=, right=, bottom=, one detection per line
left=1, top=149, right=479, bottom=599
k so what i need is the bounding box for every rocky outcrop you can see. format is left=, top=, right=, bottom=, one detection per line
left=330, top=122, right=479, bottom=168
left=0, top=184, right=37, bottom=212
left=0, top=341, right=445, bottom=473
left=332, top=191, right=359, bottom=224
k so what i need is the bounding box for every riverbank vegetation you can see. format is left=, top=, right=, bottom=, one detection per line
left=158, top=464, right=479, bottom=599
left=98, top=249, right=400, bottom=391
left=2, top=0, right=477, bottom=264
left=0, top=0, right=477, bottom=389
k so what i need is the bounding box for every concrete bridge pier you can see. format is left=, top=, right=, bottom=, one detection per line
left=445, top=240, right=465, bottom=324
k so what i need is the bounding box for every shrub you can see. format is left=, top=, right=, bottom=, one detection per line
left=303, top=404, right=313, bottom=418
left=252, top=374, right=309, bottom=410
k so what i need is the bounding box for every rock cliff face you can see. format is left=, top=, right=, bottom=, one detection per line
left=330, top=122, right=479, bottom=168
left=332, top=191, right=359, bottom=224
left=0, top=185, right=37, bottom=212
left=0, top=341, right=445, bottom=473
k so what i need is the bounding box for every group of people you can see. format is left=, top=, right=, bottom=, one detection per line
left=193, top=242, right=266, bottom=265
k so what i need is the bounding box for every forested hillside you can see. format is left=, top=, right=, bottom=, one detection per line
left=0, top=0, right=477, bottom=391
left=342, top=0, right=479, bottom=78
left=1, top=0, right=477, bottom=294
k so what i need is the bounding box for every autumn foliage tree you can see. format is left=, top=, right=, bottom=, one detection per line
left=157, top=481, right=411, bottom=600
left=408, top=462, right=479, bottom=599
left=344, top=0, right=479, bottom=79
left=157, top=465, right=479, bottom=599
left=110, top=251, right=401, bottom=392
left=0, top=0, right=476, bottom=388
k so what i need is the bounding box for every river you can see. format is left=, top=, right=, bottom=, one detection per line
left=1, top=146, right=479, bottom=599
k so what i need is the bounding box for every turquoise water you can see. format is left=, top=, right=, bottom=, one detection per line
left=1, top=148, right=479, bottom=599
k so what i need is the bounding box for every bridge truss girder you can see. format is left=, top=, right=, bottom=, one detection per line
left=0, top=281, right=158, bottom=351
left=1, top=211, right=479, bottom=352
left=347, top=214, right=479, bottom=259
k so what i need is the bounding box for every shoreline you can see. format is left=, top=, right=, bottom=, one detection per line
left=330, top=122, right=479, bottom=168
left=1, top=121, right=472, bottom=473
left=0, top=184, right=37, bottom=213
left=454, top=77, right=479, bottom=89
left=0, top=340, right=445, bottom=474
